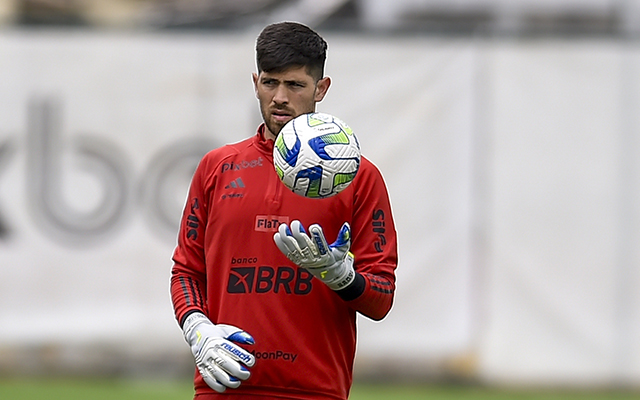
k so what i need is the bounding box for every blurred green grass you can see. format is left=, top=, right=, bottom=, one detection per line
left=0, top=379, right=639, bottom=399
left=0, top=378, right=192, bottom=400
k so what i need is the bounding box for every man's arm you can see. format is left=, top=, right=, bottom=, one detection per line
left=274, top=157, right=397, bottom=321
left=170, top=157, right=209, bottom=326
left=169, top=154, right=256, bottom=393
left=274, top=220, right=396, bottom=321
left=336, top=157, right=398, bottom=320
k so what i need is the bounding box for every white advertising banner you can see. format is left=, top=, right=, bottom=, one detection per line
left=0, top=31, right=477, bottom=370
left=1, top=31, right=639, bottom=385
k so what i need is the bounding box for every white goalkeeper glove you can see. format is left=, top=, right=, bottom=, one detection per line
left=182, top=312, right=255, bottom=393
left=274, top=220, right=356, bottom=291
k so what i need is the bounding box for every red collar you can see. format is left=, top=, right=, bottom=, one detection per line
left=254, top=123, right=274, bottom=157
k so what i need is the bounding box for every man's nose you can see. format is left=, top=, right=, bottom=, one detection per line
left=273, top=84, right=289, bottom=104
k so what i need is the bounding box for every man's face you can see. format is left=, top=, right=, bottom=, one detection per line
left=253, top=66, right=330, bottom=140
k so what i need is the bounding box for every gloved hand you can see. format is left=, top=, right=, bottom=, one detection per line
left=274, top=220, right=356, bottom=291
left=182, top=312, right=255, bottom=393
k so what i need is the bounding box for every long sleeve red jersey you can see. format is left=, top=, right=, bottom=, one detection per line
left=171, top=125, right=397, bottom=400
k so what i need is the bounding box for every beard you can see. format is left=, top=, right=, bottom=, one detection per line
left=259, top=101, right=316, bottom=139
left=264, top=115, right=286, bottom=137
left=260, top=108, right=292, bottom=139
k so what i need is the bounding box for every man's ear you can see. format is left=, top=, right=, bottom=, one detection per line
left=252, top=72, right=259, bottom=98
left=314, top=76, right=331, bottom=102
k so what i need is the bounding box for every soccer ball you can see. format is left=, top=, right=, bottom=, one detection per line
left=273, top=112, right=361, bottom=199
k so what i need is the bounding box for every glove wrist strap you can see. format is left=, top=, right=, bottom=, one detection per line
left=325, top=252, right=356, bottom=290
left=182, top=312, right=209, bottom=343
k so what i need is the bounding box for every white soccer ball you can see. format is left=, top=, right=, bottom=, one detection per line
left=273, top=112, right=361, bottom=199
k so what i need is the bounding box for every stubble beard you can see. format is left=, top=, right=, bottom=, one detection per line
left=261, top=107, right=293, bottom=139
left=260, top=101, right=316, bottom=138
left=262, top=111, right=286, bottom=139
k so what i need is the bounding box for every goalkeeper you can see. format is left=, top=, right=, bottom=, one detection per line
left=170, top=21, right=397, bottom=400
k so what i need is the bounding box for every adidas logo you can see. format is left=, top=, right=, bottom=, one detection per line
left=225, top=177, right=245, bottom=189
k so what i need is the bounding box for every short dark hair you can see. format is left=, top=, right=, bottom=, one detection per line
left=256, top=21, right=327, bottom=81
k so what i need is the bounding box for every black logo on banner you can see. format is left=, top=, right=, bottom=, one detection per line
left=2, top=96, right=219, bottom=245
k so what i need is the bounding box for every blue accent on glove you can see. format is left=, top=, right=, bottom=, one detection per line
left=227, top=331, right=255, bottom=345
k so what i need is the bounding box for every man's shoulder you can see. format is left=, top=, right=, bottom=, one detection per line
left=201, top=136, right=256, bottom=164
left=348, top=154, right=390, bottom=193
left=357, top=155, right=383, bottom=177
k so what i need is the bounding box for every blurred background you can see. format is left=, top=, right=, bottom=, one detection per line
left=1, top=0, right=639, bottom=395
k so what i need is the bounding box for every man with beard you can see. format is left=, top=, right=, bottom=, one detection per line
left=170, top=21, right=398, bottom=400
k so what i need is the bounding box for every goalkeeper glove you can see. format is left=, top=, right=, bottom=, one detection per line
left=182, top=312, right=255, bottom=393
left=273, top=220, right=356, bottom=291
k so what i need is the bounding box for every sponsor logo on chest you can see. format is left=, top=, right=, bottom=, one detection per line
left=255, top=215, right=289, bottom=232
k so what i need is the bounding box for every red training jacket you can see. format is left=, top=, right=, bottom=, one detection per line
left=171, top=124, right=397, bottom=400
